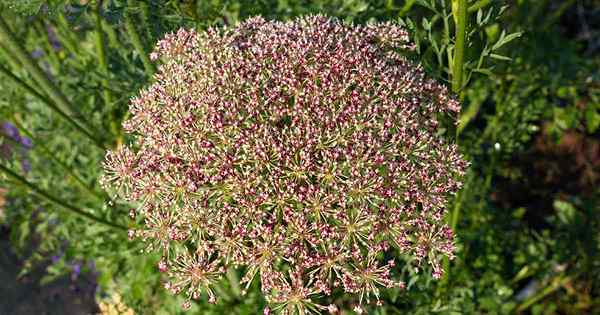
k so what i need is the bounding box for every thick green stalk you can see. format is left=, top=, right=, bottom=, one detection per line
left=451, top=0, right=467, bottom=96
left=0, top=164, right=126, bottom=230
left=0, top=64, right=99, bottom=145
left=124, top=0, right=155, bottom=77
left=447, top=2, right=468, bottom=279
left=0, top=15, right=106, bottom=150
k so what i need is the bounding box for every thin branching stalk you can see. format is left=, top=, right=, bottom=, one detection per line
left=441, top=0, right=453, bottom=82
left=0, top=15, right=106, bottom=150
left=0, top=164, right=126, bottom=230
left=0, top=64, right=100, bottom=146
left=124, top=0, right=155, bottom=77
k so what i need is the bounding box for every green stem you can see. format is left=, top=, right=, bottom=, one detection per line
left=439, top=169, right=473, bottom=288
left=441, top=0, right=453, bottom=82
left=0, top=64, right=100, bottom=147
left=93, top=1, right=113, bottom=107
left=451, top=0, right=467, bottom=96
left=139, top=0, right=153, bottom=40
left=0, top=15, right=106, bottom=150
left=0, top=164, right=126, bottom=230
left=92, top=0, right=121, bottom=147
left=124, top=0, right=155, bottom=77
left=102, top=19, right=123, bottom=50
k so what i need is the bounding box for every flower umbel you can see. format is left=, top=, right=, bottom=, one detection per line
left=101, top=15, right=467, bottom=313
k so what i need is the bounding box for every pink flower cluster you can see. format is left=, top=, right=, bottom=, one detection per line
left=102, top=15, right=467, bottom=313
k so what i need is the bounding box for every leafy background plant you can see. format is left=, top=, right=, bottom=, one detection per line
left=0, top=0, right=598, bottom=314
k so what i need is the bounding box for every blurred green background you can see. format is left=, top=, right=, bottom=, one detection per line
left=0, top=0, right=598, bottom=314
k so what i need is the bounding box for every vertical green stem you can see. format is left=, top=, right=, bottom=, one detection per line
left=441, top=0, right=453, bottom=81
left=445, top=0, right=469, bottom=278
left=139, top=1, right=153, bottom=40
left=0, top=15, right=106, bottom=150
left=449, top=0, right=468, bottom=249
left=451, top=0, right=467, bottom=97
left=439, top=171, right=472, bottom=288
left=102, top=19, right=123, bottom=50
left=93, top=1, right=113, bottom=107
left=124, top=0, right=155, bottom=77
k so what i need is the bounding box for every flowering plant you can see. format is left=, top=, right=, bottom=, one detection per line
left=102, top=15, right=467, bottom=314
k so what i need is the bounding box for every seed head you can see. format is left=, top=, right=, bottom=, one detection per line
left=101, top=15, right=467, bottom=313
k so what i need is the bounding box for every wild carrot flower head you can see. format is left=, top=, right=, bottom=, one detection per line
left=101, top=15, right=467, bottom=313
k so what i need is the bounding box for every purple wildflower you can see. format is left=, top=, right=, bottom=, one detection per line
left=20, top=159, right=31, bottom=173
left=102, top=15, right=467, bottom=313
left=51, top=250, right=64, bottom=264
left=31, top=48, right=44, bottom=59
left=71, top=262, right=82, bottom=280
left=1, top=122, right=20, bottom=141
left=88, top=260, right=96, bottom=272
left=20, top=137, right=33, bottom=149
left=46, top=24, right=62, bottom=51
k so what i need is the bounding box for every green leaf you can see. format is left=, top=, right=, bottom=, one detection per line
left=585, top=104, right=600, bottom=133
left=472, top=68, right=494, bottom=76
left=422, top=17, right=431, bottom=31
left=489, top=53, right=512, bottom=61
left=458, top=98, right=484, bottom=134
left=0, top=0, right=43, bottom=15
left=491, top=31, right=522, bottom=51
left=553, top=200, right=576, bottom=224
